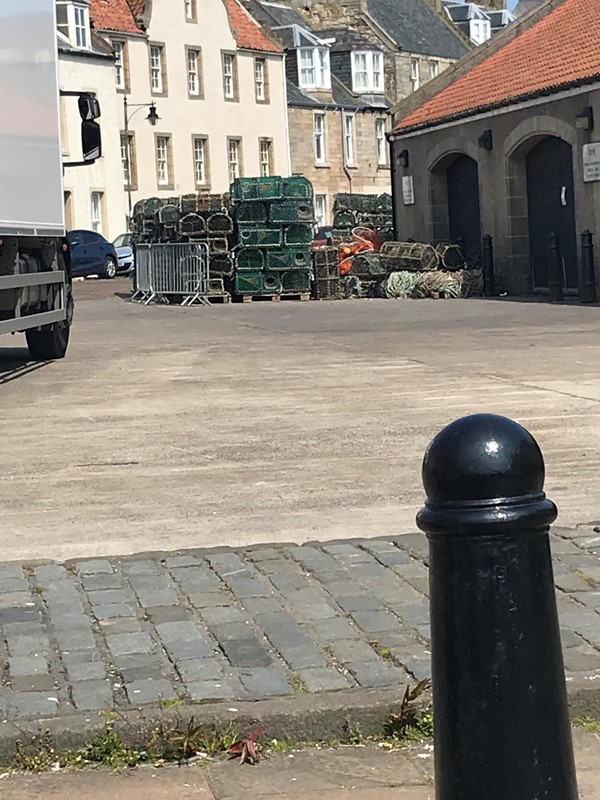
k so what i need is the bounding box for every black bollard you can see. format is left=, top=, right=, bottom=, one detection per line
left=481, top=234, right=495, bottom=296
left=548, top=232, right=564, bottom=302
left=416, top=414, right=578, bottom=800
left=579, top=230, right=597, bottom=304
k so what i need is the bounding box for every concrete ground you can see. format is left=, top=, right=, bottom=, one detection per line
left=2, top=279, right=600, bottom=561
left=2, top=730, right=599, bottom=799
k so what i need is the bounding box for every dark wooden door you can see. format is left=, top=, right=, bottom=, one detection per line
left=447, top=155, right=482, bottom=264
left=526, top=136, right=577, bottom=290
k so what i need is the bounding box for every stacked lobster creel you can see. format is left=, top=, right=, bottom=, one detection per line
left=230, top=176, right=314, bottom=299
left=130, top=193, right=235, bottom=295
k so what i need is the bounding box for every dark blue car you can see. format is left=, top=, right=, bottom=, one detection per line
left=67, top=230, right=119, bottom=279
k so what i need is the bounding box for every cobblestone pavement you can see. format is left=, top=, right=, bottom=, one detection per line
left=1, top=528, right=600, bottom=723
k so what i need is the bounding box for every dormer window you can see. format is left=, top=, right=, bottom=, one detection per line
left=351, top=51, right=384, bottom=93
left=298, top=47, right=330, bottom=89
left=56, top=1, right=91, bottom=50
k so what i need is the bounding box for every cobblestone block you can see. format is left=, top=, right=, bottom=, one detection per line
left=0, top=593, right=35, bottom=609
left=93, top=604, right=136, bottom=620
left=268, top=573, right=310, bottom=594
left=9, top=656, right=48, bottom=676
left=99, top=618, right=142, bottom=635
left=296, top=603, right=339, bottom=621
left=226, top=578, right=270, bottom=598
left=176, top=659, right=223, bottom=681
left=347, top=659, right=405, bottom=688
left=66, top=661, right=107, bottom=682
left=62, top=649, right=104, bottom=666
left=289, top=546, right=340, bottom=573
left=155, top=621, right=207, bottom=643
left=394, top=656, right=432, bottom=681
left=34, top=565, right=67, bottom=583
left=298, top=667, right=353, bottom=692
left=238, top=666, right=291, bottom=696
left=75, top=560, right=113, bottom=575
left=244, top=547, right=285, bottom=562
left=71, top=680, right=113, bottom=710
left=126, top=678, right=176, bottom=704
left=87, top=589, right=131, bottom=606
left=240, top=597, right=284, bottom=615
left=186, top=680, right=239, bottom=700
left=561, top=629, right=588, bottom=648
left=170, top=569, right=221, bottom=593
left=394, top=602, right=430, bottom=628
left=0, top=607, right=40, bottom=625
left=0, top=567, right=28, bottom=580
left=310, top=617, right=359, bottom=641
left=10, top=692, right=60, bottom=717
left=564, top=645, right=600, bottom=672
left=81, top=573, right=123, bottom=591
left=112, top=652, right=165, bottom=674
left=2, top=622, right=46, bottom=637
left=278, top=646, right=328, bottom=670
left=11, top=675, right=57, bottom=692
left=199, top=606, right=245, bottom=626
left=107, top=632, right=154, bottom=657
left=145, top=606, right=190, bottom=624
left=372, top=550, right=413, bottom=567
left=336, top=595, right=383, bottom=613
left=163, top=639, right=214, bottom=661
left=187, top=591, right=232, bottom=608
left=164, top=556, right=199, bottom=568
left=205, top=552, right=247, bottom=576
left=256, top=611, right=315, bottom=653
left=213, top=625, right=273, bottom=667
left=6, top=635, right=50, bottom=657
left=556, top=574, right=596, bottom=593
left=120, top=560, right=158, bottom=575
left=135, top=588, right=179, bottom=607
left=350, top=610, right=403, bottom=634
left=572, top=592, right=600, bottom=608
left=329, top=639, right=381, bottom=663
left=0, top=577, right=29, bottom=594
left=53, top=628, right=96, bottom=651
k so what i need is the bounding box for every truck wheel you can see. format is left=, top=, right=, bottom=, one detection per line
left=25, top=288, right=73, bottom=361
left=103, top=257, right=117, bottom=279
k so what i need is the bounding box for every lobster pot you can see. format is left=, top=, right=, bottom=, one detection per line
left=332, top=210, right=356, bottom=229
left=379, top=241, right=439, bottom=273
left=269, top=201, right=314, bottom=224
left=265, top=248, right=311, bottom=270
left=282, top=176, right=313, bottom=200
left=238, top=226, right=283, bottom=248
left=235, top=202, right=268, bottom=224
left=230, top=176, right=283, bottom=202
left=209, top=253, right=234, bottom=277
left=314, top=278, right=341, bottom=300
left=234, top=271, right=281, bottom=294
left=196, top=193, right=230, bottom=212
left=283, top=224, right=313, bottom=246
left=209, top=238, right=229, bottom=253
left=435, top=243, right=466, bottom=271
left=207, top=212, right=234, bottom=236
left=236, top=248, right=265, bottom=271
left=351, top=253, right=386, bottom=277
left=375, top=193, right=393, bottom=213
left=179, top=213, right=206, bottom=238
left=281, top=269, right=311, bottom=293
left=208, top=277, right=226, bottom=294
left=180, top=194, right=198, bottom=214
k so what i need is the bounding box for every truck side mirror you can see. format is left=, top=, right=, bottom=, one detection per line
left=82, top=120, right=102, bottom=162
left=78, top=94, right=101, bottom=121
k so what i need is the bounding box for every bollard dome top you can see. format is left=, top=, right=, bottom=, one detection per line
left=422, top=414, right=545, bottom=503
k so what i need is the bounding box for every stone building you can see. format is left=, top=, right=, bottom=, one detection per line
left=245, top=1, right=390, bottom=225
left=88, top=0, right=290, bottom=222
left=389, top=0, right=600, bottom=297
left=287, top=0, right=469, bottom=104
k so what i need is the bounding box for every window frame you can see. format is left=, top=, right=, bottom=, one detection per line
left=113, top=40, right=130, bottom=93
left=185, top=0, right=197, bottom=22
left=186, top=46, right=203, bottom=99
left=429, top=59, right=439, bottom=79
left=222, top=51, right=239, bottom=102
left=259, top=138, right=274, bottom=177
left=227, top=137, right=243, bottom=182
left=343, top=113, right=356, bottom=167
left=351, top=51, right=384, bottom=93
left=298, top=46, right=330, bottom=90
left=254, top=57, right=269, bottom=103
left=149, top=42, right=168, bottom=96
left=73, top=3, right=90, bottom=50
left=376, top=118, right=387, bottom=167
left=313, top=112, right=326, bottom=165
left=90, top=191, right=104, bottom=235
left=192, top=135, right=210, bottom=187
left=120, top=132, right=138, bottom=190
left=314, top=193, right=327, bottom=228
left=155, top=134, right=174, bottom=190
left=410, top=57, right=420, bottom=92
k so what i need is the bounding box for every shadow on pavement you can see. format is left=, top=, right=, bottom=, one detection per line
left=0, top=349, right=49, bottom=384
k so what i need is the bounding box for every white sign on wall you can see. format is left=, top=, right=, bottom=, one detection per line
left=583, top=143, right=600, bottom=182
left=402, top=175, right=415, bottom=205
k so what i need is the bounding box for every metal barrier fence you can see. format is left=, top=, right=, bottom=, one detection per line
left=131, top=243, right=210, bottom=306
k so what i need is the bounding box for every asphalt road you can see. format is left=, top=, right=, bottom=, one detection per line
left=1, top=279, right=600, bottom=561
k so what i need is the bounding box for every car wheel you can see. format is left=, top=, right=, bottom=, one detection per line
left=103, top=257, right=117, bottom=279
left=25, top=283, right=73, bottom=361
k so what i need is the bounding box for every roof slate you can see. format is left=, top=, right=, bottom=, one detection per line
left=367, top=0, right=469, bottom=58
left=394, top=0, right=600, bottom=133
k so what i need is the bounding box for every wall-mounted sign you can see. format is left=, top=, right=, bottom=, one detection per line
left=402, top=175, right=415, bottom=205
left=583, top=143, right=600, bottom=182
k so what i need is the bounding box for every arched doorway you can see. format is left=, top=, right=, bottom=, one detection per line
left=526, top=136, right=577, bottom=291
left=446, top=155, right=482, bottom=264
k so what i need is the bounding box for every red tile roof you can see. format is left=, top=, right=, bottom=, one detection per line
left=90, top=0, right=141, bottom=33
left=126, top=0, right=146, bottom=19
left=223, top=0, right=282, bottom=53
left=395, top=0, right=600, bottom=133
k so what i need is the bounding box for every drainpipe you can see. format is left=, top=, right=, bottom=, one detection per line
left=389, top=135, right=398, bottom=240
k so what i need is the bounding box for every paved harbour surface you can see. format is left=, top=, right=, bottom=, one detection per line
left=0, top=527, right=599, bottom=730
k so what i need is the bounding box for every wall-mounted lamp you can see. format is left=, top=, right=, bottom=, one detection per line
left=576, top=106, right=594, bottom=131
left=147, top=103, right=160, bottom=126
left=397, top=149, right=409, bottom=169
left=478, top=129, right=493, bottom=151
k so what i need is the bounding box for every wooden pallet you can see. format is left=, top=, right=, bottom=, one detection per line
left=240, top=292, right=310, bottom=303
left=206, top=293, right=231, bottom=304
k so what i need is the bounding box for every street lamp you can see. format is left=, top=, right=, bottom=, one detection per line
left=123, top=97, right=160, bottom=219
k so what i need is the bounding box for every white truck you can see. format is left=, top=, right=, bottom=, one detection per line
left=0, top=0, right=101, bottom=360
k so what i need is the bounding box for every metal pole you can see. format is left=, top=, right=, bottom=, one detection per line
left=123, top=96, right=132, bottom=221
left=481, top=234, right=494, bottom=296
left=417, top=413, right=578, bottom=800
left=579, top=230, right=597, bottom=304
left=548, top=231, right=564, bottom=302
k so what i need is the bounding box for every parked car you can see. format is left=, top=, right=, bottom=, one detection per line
left=310, top=226, right=335, bottom=249
left=113, top=232, right=135, bottom=274
left=67, top=230, right=120, bottom=279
